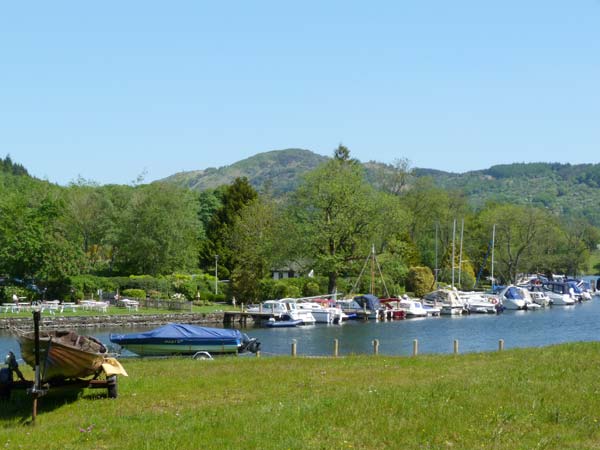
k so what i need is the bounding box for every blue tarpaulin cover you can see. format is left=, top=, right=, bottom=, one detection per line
left=110, top=323, right=243, bottom=345
left=353, top=294, right=381, bottom=310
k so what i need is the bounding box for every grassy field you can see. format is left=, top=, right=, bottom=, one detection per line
left=588, top=250, right=600, bottom=275
left=2, top=342, right=600, bottom=449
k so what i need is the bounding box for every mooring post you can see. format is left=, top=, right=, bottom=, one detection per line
left=32, top=308, right=42, bottom=423
left=333, top=339, right=339, bottom=357
left=291, top=339, right=297, bottom=357
left=373, top=339, right=379, bottom=355
left=453, top=339, right=459, bottom=354
left=498, top=339, right=504, bottom=351
left=413, top=339, right=419, bottom=356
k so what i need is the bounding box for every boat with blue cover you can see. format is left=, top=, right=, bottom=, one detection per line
left=109, top=323, right=260, bottom=356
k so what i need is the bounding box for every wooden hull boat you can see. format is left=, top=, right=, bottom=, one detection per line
left=16, top=329, right=108, bottom=381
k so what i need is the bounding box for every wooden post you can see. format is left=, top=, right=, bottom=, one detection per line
left=291, top=339, right=297, bottom=357
left=413, top=339, right=419, bottom=356
left=255, top=351, right=261, bottom=358
left=333, top=339, right=339, bottom=357
left=498, top=339, right=504, bottom=351
left=453, top=339, right=459, bottom=354
left=241, top=303, right=245, bottom=313
left=373, top=339, right=379, bottom=355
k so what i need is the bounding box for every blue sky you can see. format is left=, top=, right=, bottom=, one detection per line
left=1, top=1, right=599, bottom=185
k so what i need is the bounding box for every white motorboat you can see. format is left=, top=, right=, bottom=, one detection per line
left=459, top=291, right=499, bottom=314
left=541, top=282, right=576, bottom=305
left=397, top=297, right=428, bottom=317
left=423, top=289, right=466, bottom=315
left=524, top=285, right=551, bottom=307
left=247, top=298, right=317, bottom=324
left=297, top=301, right=346, bottom=323
left=497, top=285, right=526, bottom=310
left=517, top=287, right=544, bottom=310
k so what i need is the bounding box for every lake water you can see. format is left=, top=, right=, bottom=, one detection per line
left=2, top=298, right=600, bottom=361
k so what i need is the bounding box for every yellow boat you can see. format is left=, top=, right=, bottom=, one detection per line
left=15, top=329, right=108, bottom=381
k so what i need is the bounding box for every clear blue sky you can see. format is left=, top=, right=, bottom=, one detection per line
left=1, top=1, right=599, bottom=185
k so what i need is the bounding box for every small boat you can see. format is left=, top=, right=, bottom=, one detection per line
left=15, top=329, right=108, bottom=381
left=497, top=285, right=526, bottom=310
left=541, top=282, right=576, bottom=305
left=264, top=317, right=303, bottom=328
left=109, top=323, right=260, bottom=357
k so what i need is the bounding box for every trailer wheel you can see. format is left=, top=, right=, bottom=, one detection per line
left=0, top=368, right=12, bottom=401
left=106, top=375, right=118, bottom=399
left=0, top=385, right=11, bottom=401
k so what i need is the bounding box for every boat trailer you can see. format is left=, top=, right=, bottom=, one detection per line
left=0, top=350, right=120, bottom=401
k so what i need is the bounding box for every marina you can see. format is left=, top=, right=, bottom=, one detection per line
left=2, top=296, right=600, bottom=360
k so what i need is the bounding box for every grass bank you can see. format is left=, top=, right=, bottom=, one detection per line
left=2, top=342, right=600, bottom=449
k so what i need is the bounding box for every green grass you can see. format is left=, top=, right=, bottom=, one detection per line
left=2, top=342, right=600, bottom=449
left=588, top=249, right=600, bottom=275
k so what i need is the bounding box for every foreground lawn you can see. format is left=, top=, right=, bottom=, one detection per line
left=2, top=342, right=600, bottom=449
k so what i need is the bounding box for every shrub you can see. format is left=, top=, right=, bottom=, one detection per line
left=302, top=281, right=321, bottom=297
left=122, top=289, right=146, bottom=299
left=0, top=285, right=31, bottom=303
left=406, top=266, right=435, bottom=298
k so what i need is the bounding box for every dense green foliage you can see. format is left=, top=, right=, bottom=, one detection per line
left=407, top=266, right=435, bottom=297
left=3, top=343, right=600, bottom=449
left=0, top=150, right=599, bottom=303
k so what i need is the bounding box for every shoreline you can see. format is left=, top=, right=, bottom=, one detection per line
left=0, top=312, right=236, bottom=330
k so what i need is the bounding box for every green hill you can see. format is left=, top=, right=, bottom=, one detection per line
left=161, top=148, right=328, bottom=195
left=160, top=149, right=600, bottom=225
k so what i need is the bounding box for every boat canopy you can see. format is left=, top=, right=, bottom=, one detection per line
left=110, top=323, right=243, bottom=345
left=504, top=286, right=525, bottom=300
left=353, top=294, right=381, bottom=310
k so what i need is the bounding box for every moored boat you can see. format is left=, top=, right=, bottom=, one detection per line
left=15, top=329, right=108, bottom=381
left=109, top=323, right=260, bottom=357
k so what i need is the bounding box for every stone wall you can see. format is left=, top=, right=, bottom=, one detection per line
left=0, top=313, right=228, bottom=330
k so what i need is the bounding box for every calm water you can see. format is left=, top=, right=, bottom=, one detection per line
left=2, top=299, right=600, bottom=361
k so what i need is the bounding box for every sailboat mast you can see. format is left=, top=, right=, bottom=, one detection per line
left=370, top=244, right=375, bottom=295
left=458, top=218, right=464, bottom=287
left=435, top=223, right=439, bottom=286
left=451, top=219, right=456, bottom=288
left=491, top=224, right=496, bottom=290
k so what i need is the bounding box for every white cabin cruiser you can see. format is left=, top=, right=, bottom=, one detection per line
left=541, top=282, right=576, bottom=305
left=423, top=289, right=466, bottom=315
left=497, top=285, right=526, bottom=310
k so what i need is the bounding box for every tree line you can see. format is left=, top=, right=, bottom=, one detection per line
left=1, top=149, right=598, bottom=302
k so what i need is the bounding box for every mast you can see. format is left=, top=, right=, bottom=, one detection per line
left=491, top=224, right=496, bottom=290
left=370, top=244, right=375, bottom=295
left=458, top=218, right=464, bottom=287
left=451, top=219, right=456, bottom=288
left=434, top=222, right=439, bottom=286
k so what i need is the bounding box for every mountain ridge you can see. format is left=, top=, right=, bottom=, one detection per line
left=159, top=149, right=600, bottom=225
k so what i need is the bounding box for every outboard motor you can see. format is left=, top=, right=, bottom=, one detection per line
left=1, top=352, right=24, bottom=399
left=241, top=335, right=261, bottom=353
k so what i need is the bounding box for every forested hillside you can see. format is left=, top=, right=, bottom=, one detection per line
left=416, top=163, right=600, bottom=226
left=162, top=148, right=328, bottom=195
left=163, top=149, right=600, bottom=225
